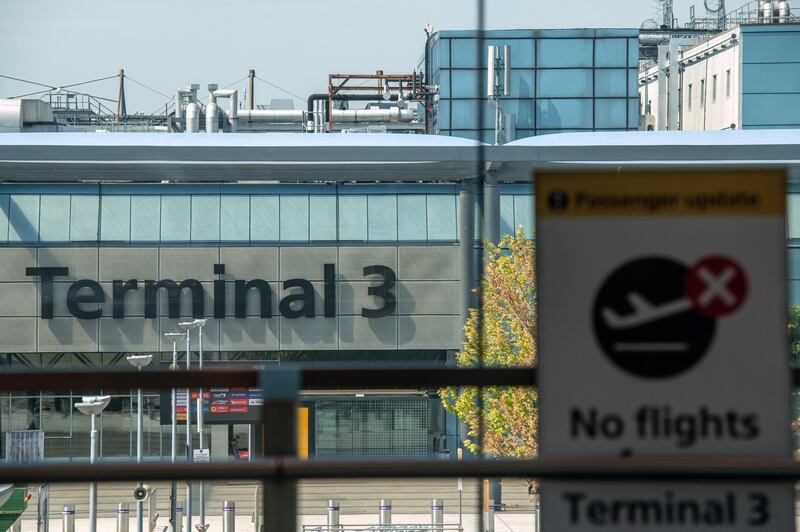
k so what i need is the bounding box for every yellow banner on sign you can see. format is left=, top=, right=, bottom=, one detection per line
left=536, top=171, right=785, bottom=218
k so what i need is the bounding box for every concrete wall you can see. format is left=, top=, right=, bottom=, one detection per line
left=0, top=245, right=463, bottom=352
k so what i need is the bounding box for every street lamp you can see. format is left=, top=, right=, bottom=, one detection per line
left=190, top=318, right=208, bottom=532
left=164, top=332, right=185, bottom=532
left=75, top=395, right=111, bottom=532
left=177, top=321, right=196, bottom=532
left=126, top=354, right=153, bottom=532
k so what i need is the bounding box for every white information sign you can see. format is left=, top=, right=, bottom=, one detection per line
left=193, top=449, right=210, bottom=463
left=536, top=171, right=793, bottom=530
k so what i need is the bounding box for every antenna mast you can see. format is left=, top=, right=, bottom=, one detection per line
left=116, top=69, right=127, bottom=122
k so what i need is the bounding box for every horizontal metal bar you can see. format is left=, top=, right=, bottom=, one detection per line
left=1, top=458, right=799, bottom=484
left=0, top=367, right=536, bottom=392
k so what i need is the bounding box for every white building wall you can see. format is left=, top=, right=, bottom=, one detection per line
left=638, top=65, right=660, bottom=130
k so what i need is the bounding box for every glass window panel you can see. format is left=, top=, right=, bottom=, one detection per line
left=160, top=195, right=190, bottom=241
left=437, top=100, right=451, bottom=130
left=451, top=38, right=478, bottom=68
left=450, top=99, right=495, bottom=129
left=595, top=69, right=628, bottom=97
left=0, top=194, right=9, bottom=242
left=8, top=195, right=39, bottom=242
left=100, top=195, right=130, bottom=241
left=279, top=195, right=309, bottom=241
left=451, top=70, right=481, bottom=98
left=788, top=194, right=800, bottom=239
left=742, top=33, right=800, bottom=64
left=743, top=94, right=800, bottom=127
left=70, top=195, right=99, bottom=241
left=595, top=38, right=628, bottom=67
left=500, top=195, right=515, bottom=237
left=509, top=70, right=535, bottom=98
left=191, top=195, right=220, bottom=242
left=338, top=195, right=367, bottom=241
left=628, top=38, right=639, bottom=66
left=368, top=195, right=397, bottom=241
left=130, top=196, right=160, bottom=242
left=790, top=280, right=800, bottom=307
left=536, top=99, right=594, bottom=129
left=398, top=195, right=427, bottom=240
left=595, top=98, right=628, bottom=129
left=537, top=38, right=593, bottom=68
left=744, top=63, right=800, bottom=94
left=537, top=69, right=592, bottom=98
left=437, top=37, right=450, bottom=69
left=628, top=98, right=639, bottom=129
left=427, top=195, right=456, bottom=241
left=39, top=195, right=70, bottom=242
left=788, top=248, right=800, bottom=279
left=513, top=195, right=535, bottom=238
left=310, top=196, right=337, bottom=241
left=220, top=196, right=250, bottom=241
left=250, top=196, right=279, bottom=241
left=438, top=72, right=450, bottom=98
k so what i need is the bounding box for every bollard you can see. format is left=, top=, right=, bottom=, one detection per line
left=222, top=501, right=235, bottom=532
left=379, top=499, right=391, bottom=526
left=483, top=500, right=495, bottom=532
left=431, top=499, right=444, bottom=532
left=175, top=505, right=183, bottom=532
left=118, top=503, right=130, bottom=532
left=62, top=505, right=75, bottom=532
left=326, top=500, right=340, bottom=531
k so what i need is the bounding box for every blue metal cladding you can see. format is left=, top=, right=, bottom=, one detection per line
left=430, top=28, right=640, bottom=142
left=741, top=25, right=800, bottom=129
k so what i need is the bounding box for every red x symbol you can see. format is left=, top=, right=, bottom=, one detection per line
left=685, top=255, right=748, bottom=317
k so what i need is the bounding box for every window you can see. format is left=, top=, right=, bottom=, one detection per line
left=338, top=195, right=368, bottom=241
left=712, top=75, right=717, bottom=103
left=700, top=79, right=706, bottom=107
left=726, top=69, right=731, bottom=98
left=687, top=84, right=693, bottom=111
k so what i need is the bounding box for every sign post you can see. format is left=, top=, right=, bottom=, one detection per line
left=536, top=171, right=793, bottom=530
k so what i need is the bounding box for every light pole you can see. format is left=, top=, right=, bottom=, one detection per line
left=177, top=321, right=196, bottom=532
left=75, top=395, right=111, bottom=532
left=126, top=354, right=153, bottom=532
left=165, top=332, right=185, bottom=532
left=191, top=318, right=208, bottom=532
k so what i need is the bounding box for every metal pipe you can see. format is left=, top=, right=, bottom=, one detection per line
left=170, top=339, right=178, bottom=532
left=205, top=103, right=219, bottom=134
left=378, top=499, right=391, bottom=525
left=89, top=415, right=98, bottom=532
left=237, top=110, right=305, bottom=124
left=305, top=93, right=402, bottom=129
left=212, top=90, right=238, bottom=132
left=248, top=70, right=255, bottom=110
left=326, top=500, right=340, bottom=530
left=431, top=499, right=444, bottom=532
left=62, top=505, right=75, bottom=532
left=184, top=331, right=192, bottom=532
left=331, top=108, right=416, bottom=123
left=136, top=380, right=144, bottom=532
left=117, top=503, right=130, bottom=532
left=222, top=501, right=235, bottom=532
left=175, top=503, right=183, bottom=532
left=197, top=323, right=205, bottom=529
left=185, top=103, right=200, bottom=133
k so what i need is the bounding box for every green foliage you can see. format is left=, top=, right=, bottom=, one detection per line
left=440, top=229, right=537, bottom=458
left=789, top=307, right=800, bottom=365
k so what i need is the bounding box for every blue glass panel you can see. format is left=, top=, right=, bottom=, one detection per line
left=220, top=196, right=249, bottom=241
left=628, top=98, right=639, bottom=130
left=450, top=99, right=495, bottom=129
left=536, top=99, right=594, bottom=129
left=70, top=195, right=99, bottom=241
left=8, top=195, right=39, bottom=242
left=279, top=195, right=308, bottom=242
left=537, top=70, right=592, bottom=98
left=513, top=195, right=535, bottom=238
left=100, top=196, right=130, bottom=241
left=742, top=94, right=800, bottom=127
left=427, top=195, right=456, bottom=241
left=595, top=39, right=628, bottom=67
left=309, top=196, right=337, bottom=241
left=437, top=100, right=451, bottom=130
left=39, top=195, right=70, bottom=242
left=628, top=69, right=638, bottom=96
left=537, top=39, right=593, bottom=68
left=451, top=38, right=479, bottom=68
left=191, top=196, right=220, bottom=242
left=250, top=196, right=279, bottom=241
left=628, top=38, right=639, bottom=66
left=595, top=98, right=628, bottom=128
left=788, top=194, right=800, bottom=239
left=368, top=195, right=397, bottom=241
left=130, top=196, right=160, bottom=242
left=595, top=69, right=627, bottom=97
left=398, top=195, right=427, bottom=240
left=439, top=73, right=450, bottom=98
left=0, top=195, right=9, bottom=242
left=160, top=196, right=190, bottom=241
left=451, top=70, right=483, bottom=98
left=788, top=248, right=800, bottom=278
left=742, top=32, right=800, bottom=64
left=790, top=280, right=800, bottom=306
left=744, top=63, right=800, bottom=93
left=338, top=195, right=367, bottom=241
left=439, top=38, right=450, bottom=69
left=500, top=195, right=515, bottom=237
left=509, top=70, right=535, bottom=98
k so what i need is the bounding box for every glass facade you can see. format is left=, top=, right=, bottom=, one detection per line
left=430, top=29, right=640, bottom=142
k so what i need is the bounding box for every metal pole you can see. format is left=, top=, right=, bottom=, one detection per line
left=185, top=331, right=192, bottom=532
left=457, top=448, right=463, bottom=529
left=379, top=499, right=391, bottom=526
left=197, top=324, right=205, bottom=530
left=431, top=499, right=444, bottom=532
left=326, top=500, right=340, bottom=531
left=62, top=505, right=75, bottom=532
left=175, top=504, right=183, bottom=532
left=459, top=180, right=476, bottom=335
left=137, top=368, right=144, bottom=532
left=248, top=70, right=255, bottom=111
left=222, top=502, right=235, bottom=532
left=117, top=503, right=130, bottom=532
left=171, top=339, right=178, bottom=532
left=89, top=414, right=98, bottom=532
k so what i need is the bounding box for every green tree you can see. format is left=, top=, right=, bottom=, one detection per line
left=440, top=230, right=537, bottom=458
